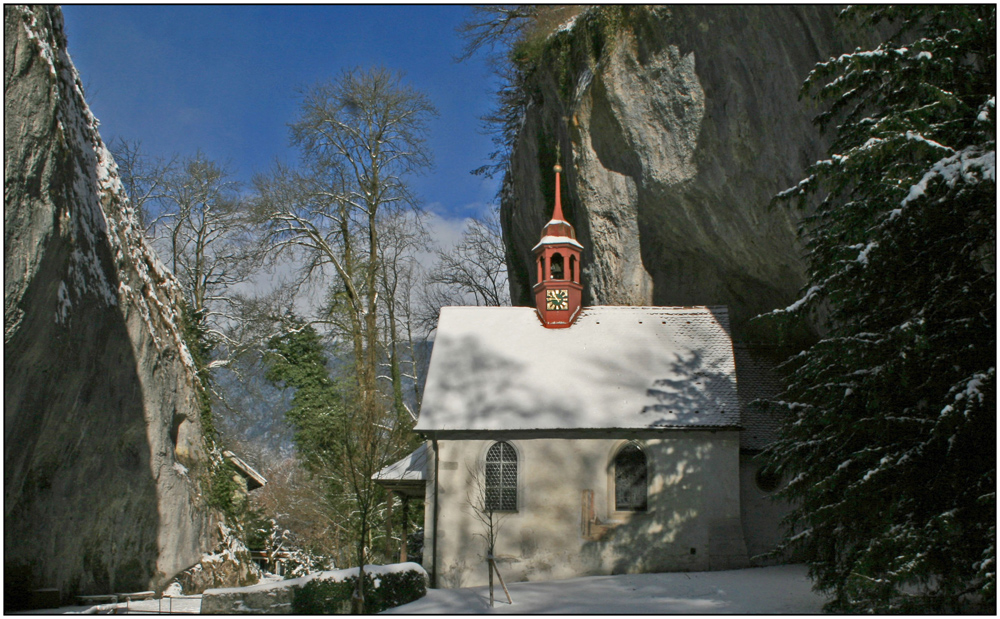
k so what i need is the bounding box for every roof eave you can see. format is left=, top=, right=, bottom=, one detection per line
left=530, top=236, right=584, bottom=252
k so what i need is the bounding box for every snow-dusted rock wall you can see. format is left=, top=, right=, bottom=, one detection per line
left=4, top=5, right=213, bottom=603
left=176, top=523, right=262, bottom=595
left=502, top=6, right=861, bottom=338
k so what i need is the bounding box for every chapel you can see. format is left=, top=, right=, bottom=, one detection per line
left=377, top=164, right=791, bottom=588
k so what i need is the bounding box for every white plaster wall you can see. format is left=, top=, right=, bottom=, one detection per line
left=423, top=432, right=747, bottom=588
left=739, top=453, right=794, bottom=565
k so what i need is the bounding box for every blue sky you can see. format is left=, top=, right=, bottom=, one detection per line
left=60, top=5, right=502, bottom=220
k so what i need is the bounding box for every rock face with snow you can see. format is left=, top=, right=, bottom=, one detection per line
left=4, top=5, right=214, bottom=604
left=502, top=6, right=862, bottom=338
left=176, top=524, right=262, bottom=595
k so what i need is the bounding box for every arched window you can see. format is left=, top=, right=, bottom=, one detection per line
left=485, top=442, right=517, bottom=511
left=569, top=255, right=577, bottom=282
left=550, top=253, right=564, bottom=279
left=537, top=256, right=544, bottom=283
left=614, top=444, right=647, bottom=511
left=755, top=467, right=781, bottom=493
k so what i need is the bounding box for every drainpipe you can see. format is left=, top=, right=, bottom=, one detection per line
left=432, top=437, right=440, bottom=589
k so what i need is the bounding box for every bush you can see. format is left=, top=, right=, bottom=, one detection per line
left=291, top=578, right=352, bottom=614
left=291, top=565, right=427, bottom=614
left=367, top=569, right=427, bottom=613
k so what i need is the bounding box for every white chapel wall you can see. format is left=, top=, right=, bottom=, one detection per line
left=739, top=453, right=795, bottom=564
left=422, top=432, right=748, bottom=588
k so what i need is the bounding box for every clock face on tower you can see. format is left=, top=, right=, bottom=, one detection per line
left=546, top=288, right=569, bottom=311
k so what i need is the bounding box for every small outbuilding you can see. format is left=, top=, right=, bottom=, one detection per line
left=223, top=450, right=266, bottom=496
left=373, top=444, right=428, bottom=563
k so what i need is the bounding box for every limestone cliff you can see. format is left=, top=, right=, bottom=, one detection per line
left=501, top=6, right=861, bottom=338
left=4, top=5, right=213, bottom=604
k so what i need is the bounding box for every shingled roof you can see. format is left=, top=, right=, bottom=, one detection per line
left=415, top=306, right=740, bottom=433
left=372, top=444, right=428, bottom=497
left=733, top=344, right=791, bottom=451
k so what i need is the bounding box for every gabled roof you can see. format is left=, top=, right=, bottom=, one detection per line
left=415, top=306, right=740, bottom=433
left=372, top=444, right=428, bottom=497
left=222, top=450, right=267, bottom=491
left=373, top=444, right=428, bottom=482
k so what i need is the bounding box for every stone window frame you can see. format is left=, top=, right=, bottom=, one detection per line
left=610, top=440, right=649, bottom=514
left=754, top=465, right=782, bottom=494
left=482, top=440, right=520, bottom=512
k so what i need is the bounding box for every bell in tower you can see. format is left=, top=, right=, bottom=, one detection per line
left=532, top=163, right=583, bottom=328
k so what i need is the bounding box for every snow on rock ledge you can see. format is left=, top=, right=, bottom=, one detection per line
left=4, top=5, right=213, bottom=604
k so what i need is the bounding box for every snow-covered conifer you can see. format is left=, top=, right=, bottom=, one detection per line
left=766, top=6, right=995, bottom=613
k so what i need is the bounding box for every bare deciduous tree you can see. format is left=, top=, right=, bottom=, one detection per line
left=252, top=66, right=436, bottom=613
left=109, top=137, right=176, bottom=232
left=113, top=144, right=264, bottom=368
left=377, top=210, right=431, bottom=420
left=455, top=5, right=539, bottom=62
left=420, top=207, right=511, bottom=332
left=466, top=461, right=513, bottom=607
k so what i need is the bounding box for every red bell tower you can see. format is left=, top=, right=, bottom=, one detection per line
left=533, top=163, right=583, bottom=328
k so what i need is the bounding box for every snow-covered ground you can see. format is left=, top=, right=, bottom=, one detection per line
left=19, top=595, right=203, bottom=614
left=24, top=564, right=826, bottom=614
left=384, top=564, right=828, bottom=614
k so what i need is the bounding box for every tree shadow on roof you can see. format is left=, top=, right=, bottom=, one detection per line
left=640, top=350, right=739, bottom=426
left=420, top=334, right=577, bottom=427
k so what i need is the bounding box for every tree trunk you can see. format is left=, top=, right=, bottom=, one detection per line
left=400, top=496, right=409, bottom=562
left=488, top=555, right=495, bottom=607
left=385, top=489, right=394, bottom=561
left=492, top=558, right=513, bottom=604
left=354, top=537, right=367, bottom=614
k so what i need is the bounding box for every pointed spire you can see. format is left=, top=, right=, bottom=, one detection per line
left=552, top=163, right=565, bottom=223
left=536, top=153, right=579, bottom=245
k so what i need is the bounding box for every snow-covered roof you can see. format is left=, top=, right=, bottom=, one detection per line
left=373, top=444, right=428, bottom=482
left=531, top=234, right=584, bottom=252
left=222, top=450, right=266, bottom=491
left=415, top=306, right=740, bottom=432
left=372, top=445, right=428, bottom=496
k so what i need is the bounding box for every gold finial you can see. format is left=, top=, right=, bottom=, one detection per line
left=554, top=163, right=563, bottom=173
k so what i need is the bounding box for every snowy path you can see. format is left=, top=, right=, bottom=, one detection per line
left=384, top=564, right=828, bottom=614
left=22, top=595, right=203, bottom=614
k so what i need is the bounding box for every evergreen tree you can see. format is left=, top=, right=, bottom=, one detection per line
left=765, top=6, right=995, bottom=613
left=265, top=321, right=345, bottom=474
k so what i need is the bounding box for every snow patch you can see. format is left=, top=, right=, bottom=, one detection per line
left=204, top=563, right=427, bottom=595
left=553, top=11, right=583, bottom=35
left=902, top=147, right=996, bottom=206
left=163, top=582, right=184, bottom=597
left=768, top=285, right=822, bottom=315
left=977, top=97, right=994, bottom=123
left=904, top=130, right=952, bottom=153
left=857, top=242, right=877, bottom=266
left=21, top=13, right=57, bottom=77
left=383, top=564, right=826, bottom=614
